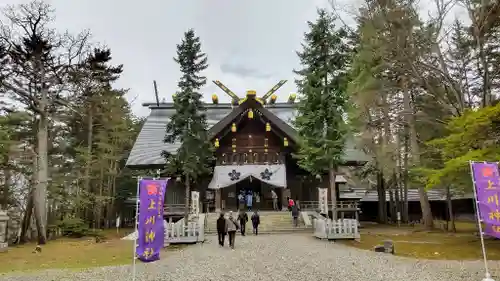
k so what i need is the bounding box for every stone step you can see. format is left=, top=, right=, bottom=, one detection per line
left=204, top=211, right=308, bottom=234
left=205, top=227, right=311, bottom=234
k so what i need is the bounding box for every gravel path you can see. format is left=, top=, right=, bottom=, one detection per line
left=2, top=234, right=500, bottom=281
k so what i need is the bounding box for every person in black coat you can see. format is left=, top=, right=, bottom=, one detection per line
left=291, top=204, right=299, bottom=227
left=216, top=212, right=227, bottom=246
left=251, top=211, right=260, bottom=235
left=237, top=209, right=248, bottom=236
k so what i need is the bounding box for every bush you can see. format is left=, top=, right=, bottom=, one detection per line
left=56, top=218, right=89, bottom=238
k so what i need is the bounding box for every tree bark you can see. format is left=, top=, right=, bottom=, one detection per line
left=403, top=78, right=433, bottom=229
left=1, top=162, right=11, bottom=210
left=184, top=174, right=190, bottom=226
left=33, top=105, right=49, bottom=244
left=329, top=166, right=337, bottom=220
left=446, top=185, right=456, bottom=232
left=82, top=108, right=93, bottom=220
left=19, top=189, right=34, bottom=244
left=402, top=127, right=410, bottom=223
left=376, top=171, right=387, bottom=223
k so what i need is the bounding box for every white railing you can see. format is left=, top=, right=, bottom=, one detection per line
left=313, top=218, right=360, bottom=240
left=163, top=215, right=205, bottom=246
left=300, top=201, right=359, bottom=211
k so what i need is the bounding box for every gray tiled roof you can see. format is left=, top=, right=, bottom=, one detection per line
left=126, top=103, right=297, bottom=167
left=126, top=101, right=372, bottom=168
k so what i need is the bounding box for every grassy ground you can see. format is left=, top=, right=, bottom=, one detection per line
left=0, top=228, right=182, bottom=274
left=338, top=220, right=500, bottom=260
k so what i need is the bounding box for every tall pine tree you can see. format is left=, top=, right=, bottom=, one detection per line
left=294, top=9, right=353, bottom=220
left=164, top=29, right=212, bottom=222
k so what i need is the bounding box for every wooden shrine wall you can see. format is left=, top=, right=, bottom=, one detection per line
left=215, top=118, right=285, bottom=165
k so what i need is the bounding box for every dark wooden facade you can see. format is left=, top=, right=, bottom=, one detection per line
left=216, top=112, right=286, bottom=166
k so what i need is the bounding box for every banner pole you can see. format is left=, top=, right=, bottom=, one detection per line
left=469, top=161, right=493, bottom=281
left=132, top=176, right=142, bottom=281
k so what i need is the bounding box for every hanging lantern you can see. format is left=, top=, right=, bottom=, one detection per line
left=232, top=138, right=236, bottom=152
left=248, top=109, right=254, bottom=119
left=288, top=93, right=296, bottom=103
left=214, top=138, right=219, bottom=148
left=264, top=138, right=268, bottom=147
left=266, top=122, right=271, bottom=132
left=284, top=137, right=289, bottom=147
left=212, top=94, right=218, bottom=104
left=231, top=123, right=237, bottom=133
left=270, top=94, right=277, bottom=104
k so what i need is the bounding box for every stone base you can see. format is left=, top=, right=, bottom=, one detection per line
left=0, top=242, right=8, bottom=252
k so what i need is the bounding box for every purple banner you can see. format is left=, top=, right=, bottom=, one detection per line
left=471, top=162, right=500, bottom=238
left=136, top=179, right=168, bottom=262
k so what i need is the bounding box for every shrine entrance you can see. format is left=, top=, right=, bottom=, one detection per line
left=209, top=164, right=287, bottom=211
left=220, top=178, right=284, bottom=211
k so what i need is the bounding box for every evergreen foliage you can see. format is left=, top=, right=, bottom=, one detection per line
left=163, top=29, right=213, bottom=181
left=293, top=9, right=353, bottom=175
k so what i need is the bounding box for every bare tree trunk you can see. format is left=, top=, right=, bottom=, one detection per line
left=402, top=129, right=409, bottom=223
left=95, top=165, right=104, bottom=229
left=1, top=163, right=11, bottom=210
left=20, top=189, right=34, bottom=244
left=82, top=108, right=93, bottom=220
left=403, top=80, right=433, bottom=229
left=377, top=171, right=387, bottom=223
left=33, top=107, right=49, bottom=244
left=446, top=185, right=456, bottom=232
left=184, top=174, right=190, bottom=226
left=329, top=165, right=337, bottom=220
left=388, top=188, right=395, bottom=222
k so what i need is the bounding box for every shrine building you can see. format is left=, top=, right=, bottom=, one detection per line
left=126, top=81, right=370, bottom=214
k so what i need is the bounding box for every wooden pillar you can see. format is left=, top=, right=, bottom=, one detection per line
left=215, top=189, right=222, bottom=212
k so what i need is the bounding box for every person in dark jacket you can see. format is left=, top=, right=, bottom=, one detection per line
left=251, top=211, right=260, bottom=235
left=237, top=209, right=248, bottom=236
left=291, top=204, right=299, bottom=227
left=216, top=212, right=227, bottom=246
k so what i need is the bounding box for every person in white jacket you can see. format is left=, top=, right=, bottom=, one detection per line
left=226, top=211, right=240, bottom=249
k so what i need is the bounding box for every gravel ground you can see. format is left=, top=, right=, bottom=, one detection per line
left=1, top=234, right=499, bottom=281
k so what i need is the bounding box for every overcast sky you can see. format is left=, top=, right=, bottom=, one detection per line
left=2, top=0, right=347, bottom=117
left=3, top=0, right=467, bottom=117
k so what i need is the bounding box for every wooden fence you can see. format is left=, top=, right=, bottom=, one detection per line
left=313, top=218, right=360, bottom=240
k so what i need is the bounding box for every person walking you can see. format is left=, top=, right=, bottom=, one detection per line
left=216, top=212, right=227, bottom=246
left=246, top=191, right=253, bottom=212
left=291, top=204, right=299, bottom=227
left=254, top=192, right=260, bottom=209
left=251, top=211, right=260, bottom=235
left=238, top=191, right=245, bottom=210
left=271, top=189, right=278, bottom=211
left=226, top=211, right=239, bottom=249
left=238, top=209, right=248, bottom=236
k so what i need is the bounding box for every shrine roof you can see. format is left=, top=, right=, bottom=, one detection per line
left=125, top=102, right=297, bottom=168
left=126, top=100, right=371, bottom=169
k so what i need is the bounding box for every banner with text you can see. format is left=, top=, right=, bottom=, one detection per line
left=136, top=179, right=168, bottom=262
left=471, top=162, right=500, bottom=238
